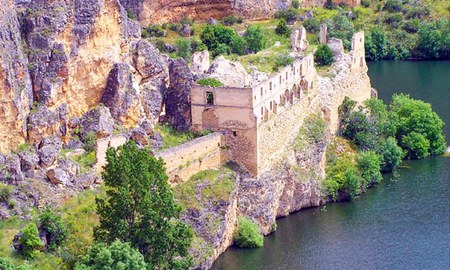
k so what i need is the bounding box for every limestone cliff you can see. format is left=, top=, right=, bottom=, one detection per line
left=119, top=0, right=360, bottom=25
left=0, top=0, right=33, bottom=153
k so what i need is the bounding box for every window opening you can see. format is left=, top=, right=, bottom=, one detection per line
left=206, top=91, right=214, bottom=105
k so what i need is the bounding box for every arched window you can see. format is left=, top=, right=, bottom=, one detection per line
left=206, top=91, right=214, bottom=105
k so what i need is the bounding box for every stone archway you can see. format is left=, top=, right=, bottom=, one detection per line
left=202, top=108, right=219, bottom=130
left=284, top=89, right=290, bottom=105
left=300, top=79, right=308, bottom=93
left=293, top=84, right=300, bottom=99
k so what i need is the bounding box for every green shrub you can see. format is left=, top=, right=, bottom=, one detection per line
left=314, top=44, right=333, bottom=66
left=292, top=0, right=300, bottom=9
left=358, top=151, right=382, bottom=188
left=300, top=113, right=327, bottom=143
left=275, top=18, right=290, bottom=37
left=221, top=16, right=243, bottom=26
left=197, top=78, right=223, bottom=87
left=75, top=241, right=147, bottom=270
left=234, top=217, right=263, bottom=248
left=401, top=132, right=430, bottom=159
left=175, top=38, right=191, bottom=62
left=17, top=223, right=43, bottom=258
left=376, top=137, right=403, bottom=172
left=361, top=0, right=370, bottom=8
left=245, top=25, right=265, bottom=53
left=127, top=11, right=137, bottom=20
left=230, top=35, right=247, bottom=55
left=143, top=25, right=166, bottom=38
left=0, top=258, right=32, bottom=270
left=190, top=39, right=207, bottom=53
left=274, top=8, right=299, bottom=23
left=303, top=18, right=321, bottom=33
left=82, top=132, right=97, bottom=153
left=0, top=183, right=12, bottom=203
left=383, top=0, right=403, bottom=13
left=200, top=24, right=237, bottom=57
left=39, top=209, right=68, bottom=251
left=272, top=54, right=294, bottom=71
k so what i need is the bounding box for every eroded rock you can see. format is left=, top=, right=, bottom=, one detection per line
left=79, top=106, right=115, bottom=139
left=190, top=50, right=210, bottom=75
left=207, top=56, right=250, bottom=87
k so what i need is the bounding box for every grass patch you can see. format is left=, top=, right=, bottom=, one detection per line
left=173, top=167, right=235, bottom=211
left=155, top=123, right=212, bottom=150
left=197, top=78, right=223, bottom=87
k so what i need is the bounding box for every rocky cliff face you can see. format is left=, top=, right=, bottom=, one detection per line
left=119, top=0, right=360, bottom=25
left=0, top=0, right=33, bottom=153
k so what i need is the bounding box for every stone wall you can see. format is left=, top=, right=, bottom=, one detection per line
left=156, top=132, right=226, bottom=184
left=95, top=134, right=128, bottom=171
left=191, top=85, right=258, bottom=175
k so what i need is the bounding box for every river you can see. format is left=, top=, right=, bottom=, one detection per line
left=212, top=61, right=450, bottom=270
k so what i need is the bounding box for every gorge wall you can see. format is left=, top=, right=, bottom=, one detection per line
left=119, top=0, right=360, bottom=24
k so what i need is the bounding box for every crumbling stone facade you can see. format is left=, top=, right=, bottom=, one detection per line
left=191, top=32, right=369, bottom=177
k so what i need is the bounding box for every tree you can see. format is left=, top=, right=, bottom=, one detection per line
left=175, top=38, right=191, bottom=62
left=39, top=209, right=68, bottom=251
left=0, top=258, right=32, bottom=270
left=401, top=132, right=430, bottom=159
left=365, top=27, right=388, bottom=61
left=377, top=137, right=403, bottom=172
left=94, top=141, right=193, bottom=269
left=245, top=25, right=265, bottom=53
left=314, top=44, right=334, bottom=66
left=327, top=14, right=354, bottom=50
left=234, top=217, right=264, bottom=248
left=358, top=151, right=382, bottom=188
left=200, top=24, right=237, bottom=57
left=15, top=223, right=43, bottom=258
left=390, top=94, right=446, bottom=157
left=75, top=241, right=147, bottom=270
left=275, top=18, right=290, bottom=37
left=416, top=22, right=441, bottom=59
left=230, top=35, right=247, bottom=55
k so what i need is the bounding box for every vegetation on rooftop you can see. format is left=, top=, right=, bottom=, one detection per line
left=155, top=122, right=212, bottom=150
left=197, top=78, right=224, bottom=87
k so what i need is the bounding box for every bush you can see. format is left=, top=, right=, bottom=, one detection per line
left=75, top=241, right=147, bottom=270
left=83, top=132, right=97, bottom=153
left=365, top=27, right=388, bottom=61
left=200, top=24, right=237, bottom=57
left=291, top=0, right=300, bottom=9
left=212, top=43, right=230, bottom=57
left=197, top=78, right=223, bottom=87
left=275, top=19, right=290, bottom=37
left=245, top=25, right=265, bottom=53
left=361, top=0, right=370, bottom=8
left=234, top=217, right=263, bottom=248
left=175, top=38, right=191, bottom=62
left=401, top=132, right=430, bottom=159
left=402, top=19, right=420, bottom=33
left=383, top=0, right=403, bottom=13
left=272, top=54, right=294, bottom=71
left=384, top=13, right=403, bottom=28
left=39, top=209, right=68, bottom=251
left=300, top=113, right=327, bottom=143
left=416, top=22, right=441, bottom=59
left=221, top=16, right=243, bottom=26
left=314, top=44, right=333, bottom=66
left=303, top=18, right=320, bottom=33
left=274, top=8, right=299, bottom=23
left=327, top=14, right=354, bottom=50
left=0, top=258, right=31, bottom=270
left=17, top=223, right=43, bottom=258
left=230, top=35, right=247, bottom=55
left=325, top=159, right=362, bottom=202
left=390, top=94, right=446, bottom=157
left=377, top=137, right=403, bottom=172
left=0, top=183, right=12, bottom=203
left=358, top=151, right=382, bottom=188
left=143, top=25, right=166, bottom=38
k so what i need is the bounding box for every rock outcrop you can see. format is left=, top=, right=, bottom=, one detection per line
left=290, top=26, right=309, bottom=52
left=190, top=50, right=210, bottom=75
left=207, top=56, right=250, bottom=87
left=164, top=59, right=194, bottom=131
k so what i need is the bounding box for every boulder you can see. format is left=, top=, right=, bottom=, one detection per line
left=132, top=40, right=167, bottom=79
left=207, top=56, right=250, bottom=87
left=101, top=63, right=144, bottom=126
left=131, top=127, right=149, bottom=146
left=327, top=38, right=345, bottom=61
left=38, top=136, right=62, bottom=167
left=181, top=24, right=191, bottom=37
left=73, top=172, right=100, bottom=189
left=18, top=150, right=39, bottom=178
left=165, top=59, right=194, bottom=131
left=66, top=139, right=84, bottom=149
left=140, top=120, right=154, bottom=135
left=79, top=106, right=114, bottom=139
left=27, top=103, right=68, bottom=145
left=190, top=50, right=210, bottom=75
left=0, top=154, right=24, bottom=184
left=46, top=168, right=69, bottom=185
left=207, top=18, right=219, bottom=25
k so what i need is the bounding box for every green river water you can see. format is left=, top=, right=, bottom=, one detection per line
left=212, top=61, right=450, bottom=270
